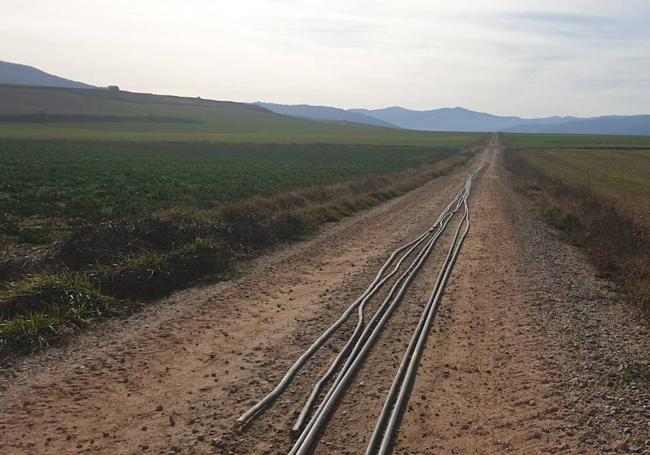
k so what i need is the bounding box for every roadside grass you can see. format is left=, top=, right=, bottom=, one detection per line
left=0, top=274, right=119, bottom=355
left=95, top=237, right=232, bottom=300
left=0, top=273, right=111, bottom=317
left=0, top=143, right=478, bottom=360
left=504, top=148, right=650, bottom=316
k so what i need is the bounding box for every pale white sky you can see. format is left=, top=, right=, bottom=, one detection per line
left=2, top=0, right=649, bottom=117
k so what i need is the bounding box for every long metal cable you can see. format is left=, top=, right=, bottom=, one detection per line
left=289, top=193, right=467, bottom=454
left=291, top=229, right=433, bottom=433
left=237, top=139, right=494, bottom=455
left=291, top=191, right=465, bottom=433
left=239, top=189, right=465, bottom=425
left=367, top=169, right=480, bottom=454
left=291, top=156, right=489, bottom=455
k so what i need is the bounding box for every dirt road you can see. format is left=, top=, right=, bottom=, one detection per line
left=1, top=136, right=648, bottom=454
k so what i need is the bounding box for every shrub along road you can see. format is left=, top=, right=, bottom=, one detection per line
left=0, top=136, right=648, bottom=454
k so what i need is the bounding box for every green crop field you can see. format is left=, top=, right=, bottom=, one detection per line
left=0, top=123, right=478, bottom=146
left=506, top=133, right=650, bottom=149
left=0, top=85, right=480, bottom=246
left=0, top=139, right=470, bottom=245
left=510, top=133, right=650, bottom=228
left=518, top=148, right=650, bottom=226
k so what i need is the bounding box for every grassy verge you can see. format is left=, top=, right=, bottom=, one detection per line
left=0, top=149, right=475, bottom=360
left=504, top=149, right=650, bottom=316
left=0, top=274, right=119, bottom=357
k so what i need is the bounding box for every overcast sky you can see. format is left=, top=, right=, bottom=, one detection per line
left=3, top=0, right=650, bottom=117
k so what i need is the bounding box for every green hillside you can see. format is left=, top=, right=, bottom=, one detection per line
left=0, top=85, right=478, bottom=145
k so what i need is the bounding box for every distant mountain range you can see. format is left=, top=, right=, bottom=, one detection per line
left=505, top=115, right=650, bottom=135
left=255, top=102, right=396, bottom=128
left=351, top=107, right=650, bottom=135
left=350, top=106, right=579, bottom=132
left=0, top=60, right=96, bottom=89
left=2, top=59, right=649, bottom=135
left=265, top=104, right=650, bottom=136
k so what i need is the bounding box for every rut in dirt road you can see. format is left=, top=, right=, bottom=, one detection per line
left=237, top=136, right=496, bottom=454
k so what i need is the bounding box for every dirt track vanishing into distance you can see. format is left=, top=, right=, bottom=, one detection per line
left=1, top=135, right=648, bottom=454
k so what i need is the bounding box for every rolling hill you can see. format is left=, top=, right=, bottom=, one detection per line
left=0, top=60, right=96, bottom=89
left=0, top=84, right=477, bottom=145
left=255, top=102, right=398, bottom=128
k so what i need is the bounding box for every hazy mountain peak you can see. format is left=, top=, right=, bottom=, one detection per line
left=0, top=60, right=96, bottom=89
left=255, top=102, right=398, bottom=128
